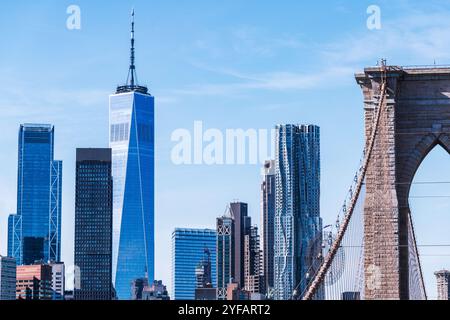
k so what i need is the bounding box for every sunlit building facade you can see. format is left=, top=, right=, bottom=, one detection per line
left=273, top=124, right=322, bottom=300
left=109, top=11, right=155, bottom=299
left=11, top=124, right=62, bottom=265
left=171, top=229, right=217, bottom=300
left=16, top=264, right=53, bottom=300
left=50, top=262, right=65, bottom=300
left=109, top=90, right=154, bottom=299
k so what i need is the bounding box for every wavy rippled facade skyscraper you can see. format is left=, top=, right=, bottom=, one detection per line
left=109, top=11, right=155, bottom=299
left=273, top=124, right=322, bottom=300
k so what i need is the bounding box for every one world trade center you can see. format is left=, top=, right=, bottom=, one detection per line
left=109, top=10, right=155, bottom=299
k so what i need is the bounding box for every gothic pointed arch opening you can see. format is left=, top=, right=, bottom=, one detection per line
left=408, top=143, right=450, bottom=300
left=357, top=66, right=450, bottom=299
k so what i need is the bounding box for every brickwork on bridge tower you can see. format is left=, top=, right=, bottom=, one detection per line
left=356, top=66, right=450, bottom=300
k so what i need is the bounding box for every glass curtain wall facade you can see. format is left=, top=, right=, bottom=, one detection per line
left=110, top=91, right=155, bottom=299
left=74, top=148, right=113, bottom=300
left=7, top=214, right=20, bottom=259
left=13, top=124, right=62, bottom=265
left=274, top=124, right=322, bottom=300
left=216, top=216, right=234, bottom=300
left=171, top=228, right=217, bottom=300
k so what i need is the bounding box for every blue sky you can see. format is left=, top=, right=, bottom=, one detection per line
left=0, top=0, right=449, bottom=298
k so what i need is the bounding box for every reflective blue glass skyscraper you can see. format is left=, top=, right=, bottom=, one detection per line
left=9, top=124, right=62, bottom=265
left=274, top=124, right=322, bottom=300
left=109, top=11, right=154, bottom=299
left=171, top=229, right=217, bottom=300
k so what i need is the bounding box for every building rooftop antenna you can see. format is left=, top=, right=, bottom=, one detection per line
left=127, top=8, right=137, bottom=88
left=116, top=8, right=149, bottom=94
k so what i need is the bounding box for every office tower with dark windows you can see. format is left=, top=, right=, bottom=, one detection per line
left=11, top=124, right=62, bottom=266
left=230, top=202, right=250, bottom=289
left=74, top=148, right=113, bottom=300
left=0, top=256, right=16, bottom=300
left=244, top=226, right=263, bottom=294
left=273, top=124, right=321, bottom=300
left=216, top=203, right=255, bottom=300
left=216, top=214, right=234, bottom=300
left=171, top=228, right=216, bottom=300
left=110, top=11, right=155, bottom=300
left=195, top=287, right=217, bottom=300
left=435, top=270, right=450, bottom=300
left=261, top=160, right=275, bottom=294
left=16, top=264, right=53, bottom=300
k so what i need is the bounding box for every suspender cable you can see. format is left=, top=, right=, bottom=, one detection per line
left=303, top=63, right=388, bottom=300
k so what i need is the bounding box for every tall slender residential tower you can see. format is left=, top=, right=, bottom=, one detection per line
left=216, top=214, right=234, bottom=300
left=244, top=226, right=263, bottom=294
left=74, top=149, right=113, bottom=300
left=9, top=124, right=62, bottom=265
left=216, top=202, right=256, bottom=300
left=109, top=10, right=155, bottom=299
left=230, top=202, right=250, bottom=289
left=273, top=124, right=321, bottom=300
left=261, top=160, right=275, bottom=295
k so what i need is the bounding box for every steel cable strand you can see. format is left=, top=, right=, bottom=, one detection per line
left=303, top=70, right=388, bottom=300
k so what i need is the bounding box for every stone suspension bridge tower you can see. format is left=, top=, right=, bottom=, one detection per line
left=302, top=63, right=450, bottom=300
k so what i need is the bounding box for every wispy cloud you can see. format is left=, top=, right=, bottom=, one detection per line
left=174, top=5, right=450, bottom=99
left=169, top=64, right=354, bottom=97
left=230, top=25, right=304, bottom=57
left=0, top=80, right=109, bottom=120
left=321, top=10, right=450, bottom=65
left=192, top=25, right=305, bottom=59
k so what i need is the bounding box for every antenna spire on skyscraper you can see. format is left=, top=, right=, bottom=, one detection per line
left=128, top=8, right=137, bottom=88
left=117, top=8, right=149, bottom=94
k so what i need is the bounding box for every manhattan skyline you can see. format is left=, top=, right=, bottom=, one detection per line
left=0, top=1, right=449, bottom=299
